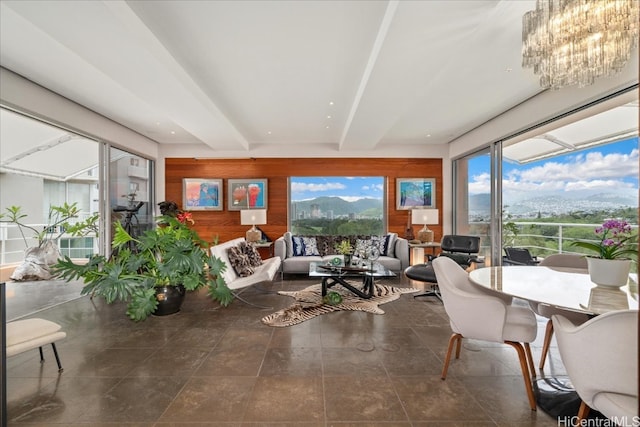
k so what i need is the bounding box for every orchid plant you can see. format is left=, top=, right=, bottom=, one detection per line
left=570, top=219, right=638, bottom=261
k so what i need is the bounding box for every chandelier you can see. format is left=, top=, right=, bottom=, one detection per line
left=522, top=0, right=639, bottom=89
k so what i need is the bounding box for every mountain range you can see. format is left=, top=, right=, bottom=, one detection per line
left=292, top=196, right=382, bottom=217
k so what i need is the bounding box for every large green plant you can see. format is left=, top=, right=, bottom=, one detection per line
left=54, top=213, right=233, bottom=321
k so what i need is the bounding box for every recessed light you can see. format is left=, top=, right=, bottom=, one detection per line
left=426, top=134, right=431, bottom=138
left=505, top=67, right=513, bottom=72
left=327, top=115, right=332, bottom=119
left=329, top=101, right=334, bottom=106
left=325, top=125, right=330, bottom=129
left=170, top=131, right=176, bottom=135
left=267, top=131, right=272, bottom=135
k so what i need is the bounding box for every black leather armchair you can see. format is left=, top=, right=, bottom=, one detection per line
left=503, top=247, right=540, bottom=266
left=404, top=235, right=483, bottom=300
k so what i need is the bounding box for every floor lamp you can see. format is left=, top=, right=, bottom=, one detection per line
left=241, top=209, right=267, bottom=243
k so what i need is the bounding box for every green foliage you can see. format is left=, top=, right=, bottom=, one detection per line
left=53, top=214, right=231, bottom=321
left=0, top=202, right=97, bottom=248
left=291, top=217, right=383, bottom=235
left=334, top=240, right=353, bottom=255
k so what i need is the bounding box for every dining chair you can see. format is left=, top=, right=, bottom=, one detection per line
left=432, top=256, right=538, bottom=411
left=534, top=254, right=591, bottom=370
left=552, top=310, right=638, bottom=424
left=405, top=235, right=483, bottom=301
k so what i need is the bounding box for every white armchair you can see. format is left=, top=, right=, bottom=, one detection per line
left=552, top=310, right=638, bottom=424
left=535, top=254, right=591, bottom=370
left=432, top=256, right=539, bottom=410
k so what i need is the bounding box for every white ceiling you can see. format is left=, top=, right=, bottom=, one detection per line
left=1, top=0, right=638, bottom=182
left=0, top=0, right=546, bottom=153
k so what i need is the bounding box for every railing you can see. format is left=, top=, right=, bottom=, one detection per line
left=509, top=221, right=638, bottom=257
left=0, top=222, right=97, bottom=266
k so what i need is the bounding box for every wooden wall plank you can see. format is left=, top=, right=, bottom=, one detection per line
left=165, top=158, right=442, bottom=243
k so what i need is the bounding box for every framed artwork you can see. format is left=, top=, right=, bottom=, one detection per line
left=227, top=179, right=268, bottom=210
left=183, top=178, right=223, bottom=211
left=396, top=178, right=436, bottom=209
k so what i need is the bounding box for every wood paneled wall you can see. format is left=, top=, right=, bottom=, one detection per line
left=165, top=158, right=443, bottom=243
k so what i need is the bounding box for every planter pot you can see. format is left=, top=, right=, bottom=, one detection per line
left=343, top=254, right=352, bottom=266
left=153, top=285, right=186, bottom=316
left=586, top=258, right=631, bottom=288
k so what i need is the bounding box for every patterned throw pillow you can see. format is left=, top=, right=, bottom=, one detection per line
left=302, top=237, right=320, bottom=256
left=227, top=246, right=254, bottom=277
left=238, top=241, right=262, bottom=267
left=354, top=238, right=370, bottom=255
left=292, top=236, right=305, bottom=256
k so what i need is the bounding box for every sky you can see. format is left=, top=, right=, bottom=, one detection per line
left=468, top=137, right=639, bottom=200
left=290, top=176, right=384, bottom=201
left=288, top=138, right=639, bottom=203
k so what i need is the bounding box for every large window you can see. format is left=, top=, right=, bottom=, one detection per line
left=289, top=176, right=386, bottom=235
left=453, top=91, right=639, bottom=267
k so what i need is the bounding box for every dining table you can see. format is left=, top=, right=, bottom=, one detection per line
left=468, top=265, right=638, bottom=418
left=469, top=265, right=638, bottom=315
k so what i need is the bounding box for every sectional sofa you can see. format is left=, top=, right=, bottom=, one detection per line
left=274, top=232, right=409, bottom=275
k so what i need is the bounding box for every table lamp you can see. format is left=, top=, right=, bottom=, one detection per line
left=411, top=208, right=439, bottom=243
left=241, top=209, right=267, bottom=243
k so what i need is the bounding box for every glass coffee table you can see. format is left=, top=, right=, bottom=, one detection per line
left=309, top=261, right=396, bottom=299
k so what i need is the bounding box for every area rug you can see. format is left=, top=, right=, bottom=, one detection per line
left=261, top=282, right=419, bottom=327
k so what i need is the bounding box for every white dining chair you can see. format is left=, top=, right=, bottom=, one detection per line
left=535, top=254, right=591, bottom=370
left=552, top=310, right=638, bottom=424
left=433, top=256, right=539, bottom=410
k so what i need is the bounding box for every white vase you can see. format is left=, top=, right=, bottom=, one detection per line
left=586, top=257, right=632, bottom=288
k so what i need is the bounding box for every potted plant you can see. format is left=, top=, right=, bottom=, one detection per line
left=0, top=203, right=98, bottom=281
left=570, top=219, right=638, bottom=287
left=54, top=202, right=233, bottom=321
left=335, top=239, right=354, bottom=266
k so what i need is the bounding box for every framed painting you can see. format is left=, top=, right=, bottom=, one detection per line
left=227, top=179, right=268, bottom=210
left=183, top=178, right=223, bottom=211
left=396, top=178, right=436, bottom=209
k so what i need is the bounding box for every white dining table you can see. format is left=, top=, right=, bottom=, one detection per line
left=468, top=265, right=639, bottom=315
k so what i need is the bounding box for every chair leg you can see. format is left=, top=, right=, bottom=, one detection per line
left=505, top=341, right=537, bottom=411
left=38, top=346, right=44, bottom=363
left=441, top=333, right=462, bottom=380
left=539, top=320, right=554, bottom=370
left=413, top=284, right=442, bottom=301
left=577, top=401, right=590, bottom=423
left=51, top=343, right=63, bottom=373
left=524, top=342, right=536, bottom=378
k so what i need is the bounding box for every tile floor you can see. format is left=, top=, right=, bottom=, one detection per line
left=4, top=274, right=571, bottom=426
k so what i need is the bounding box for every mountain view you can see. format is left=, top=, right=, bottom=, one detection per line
left=292, top=196, right=382, bottom=218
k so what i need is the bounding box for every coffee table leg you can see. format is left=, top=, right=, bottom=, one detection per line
left=363, top=275, right=374, bottom=297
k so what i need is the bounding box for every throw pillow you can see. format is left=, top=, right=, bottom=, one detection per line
left=302, top=237, right=320, bottom=256
left=284, top=231, right=293, bottom=258
left=385, top=233, right=397, bottom=257
left=227, top=246, right=254, bottom=277
left=291, top=236, right=305, bottom=256
left=238, top=241, right=262, bottom=267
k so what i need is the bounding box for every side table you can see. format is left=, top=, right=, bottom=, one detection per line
left=251, top=241, right=274, bottom=258
left=408, top=242, right=441, bottom=265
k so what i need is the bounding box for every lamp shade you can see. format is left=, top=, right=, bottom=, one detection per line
left=240, top=209, right=267, bottom=226
left=411, top=209, right=439, bottom=225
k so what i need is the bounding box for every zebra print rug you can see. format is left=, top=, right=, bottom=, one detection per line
left=261, top=282, right=419, bottom=327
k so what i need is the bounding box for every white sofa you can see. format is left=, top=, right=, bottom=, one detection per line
left=274, top=233, right=409, bottom=275
left=210, top=238, right=281, bottom=291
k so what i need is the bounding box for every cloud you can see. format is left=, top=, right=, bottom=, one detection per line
left=290, top=181, right=346, bottom=194
left=469, top=148, right=638, bottom=195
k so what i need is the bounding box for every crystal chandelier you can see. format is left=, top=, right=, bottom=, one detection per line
left=522, top=0, right=639, bottom=89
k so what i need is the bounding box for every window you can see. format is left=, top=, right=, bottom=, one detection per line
left=453, top=90, right=639, bottom=267
left=289, top=176, right=386, bottom=235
